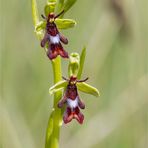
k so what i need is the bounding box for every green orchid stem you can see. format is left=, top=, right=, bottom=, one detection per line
left=52, top=56, right=63, bottom=147
left=45, top=56, right=63, bottom=148
left=52, top=56, right=62, bottom=85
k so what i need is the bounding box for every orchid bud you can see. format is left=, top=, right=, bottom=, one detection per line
left=68, top=53, right=80, bottom=77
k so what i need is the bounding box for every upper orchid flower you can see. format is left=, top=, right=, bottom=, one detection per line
left=40, top=11, right=69, bottom=60
left=33, top=2, right=76, bottom=60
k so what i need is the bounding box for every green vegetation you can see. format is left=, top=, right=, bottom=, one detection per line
left=1, top=0, right=148, bottom=148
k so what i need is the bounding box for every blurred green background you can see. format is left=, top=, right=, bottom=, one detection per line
left=1, top=0, right=148, bottom=148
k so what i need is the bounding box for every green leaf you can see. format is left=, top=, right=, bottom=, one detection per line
left=68, top=53, right=80, bottom=77
left=55, top=18, right=76, bottom=29
left=77, top=82, right=100, bottom=97
left=77, top=47, right=86, bottom=79
left=45, top=110, right=54, bottom=148
left=35, top=21, right=46, bottom=32
left=31, top=0, right=39, bottom=26
left=56, top=0, right=64, bottom=13
left=49, top=80, right=68, bottom=95
left=44, top=2, right=56, bottom=16
left=32, top=0, right=44, bottom=39
left=63, top=0, right=77, bottom=13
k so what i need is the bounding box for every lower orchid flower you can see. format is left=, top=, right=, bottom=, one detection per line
left=58, top=76, right=88, bottom=124
left=49, top=51, right=100, bottom=124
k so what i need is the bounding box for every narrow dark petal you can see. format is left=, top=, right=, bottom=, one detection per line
left=58, top=101, right=64, bottom=108
left=41, top=40, right=46, bottom=47
left=58, top=94, right=67, bottom=108
left=77, top=77, right=89, bottom=83
left=40, top=33, right=49, bottom=47
left=60, top=34, right=68, bottom=44
left=62, top=76, right=69, bottom=81
left=78, top=101, right=85, bottom=109
left=41, top=14, right=46, bottom=19
left=77, top=95, right=85, bottom=109
left=54, top=10, right=64, bottom=19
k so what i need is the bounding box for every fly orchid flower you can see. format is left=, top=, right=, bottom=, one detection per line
left=58, top=76, right=88, bottom=124
left=34, top=2, right=76, bottom=60
left=49, top=51, right=100, bottom=124
left=40, top=10, right=69, bottom=60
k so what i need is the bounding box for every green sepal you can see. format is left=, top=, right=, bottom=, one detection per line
left=77, top=82, right=100, bottom=97
left=35, top=19, right=76, bottom=33
left=77, top=47, right=86, bottom=79
left=56, top=0, right=64, bottom=13
left=44, top=2, right=56, bottom=16
left=55, top=18, right=76, bottom=29
left=35, top=21, right=46, bottom=32
left=68, top=53, right=80, bottom=77
left=49, top=80, right=68, bottom=95
left=63, top=0, right=77, bottom=13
